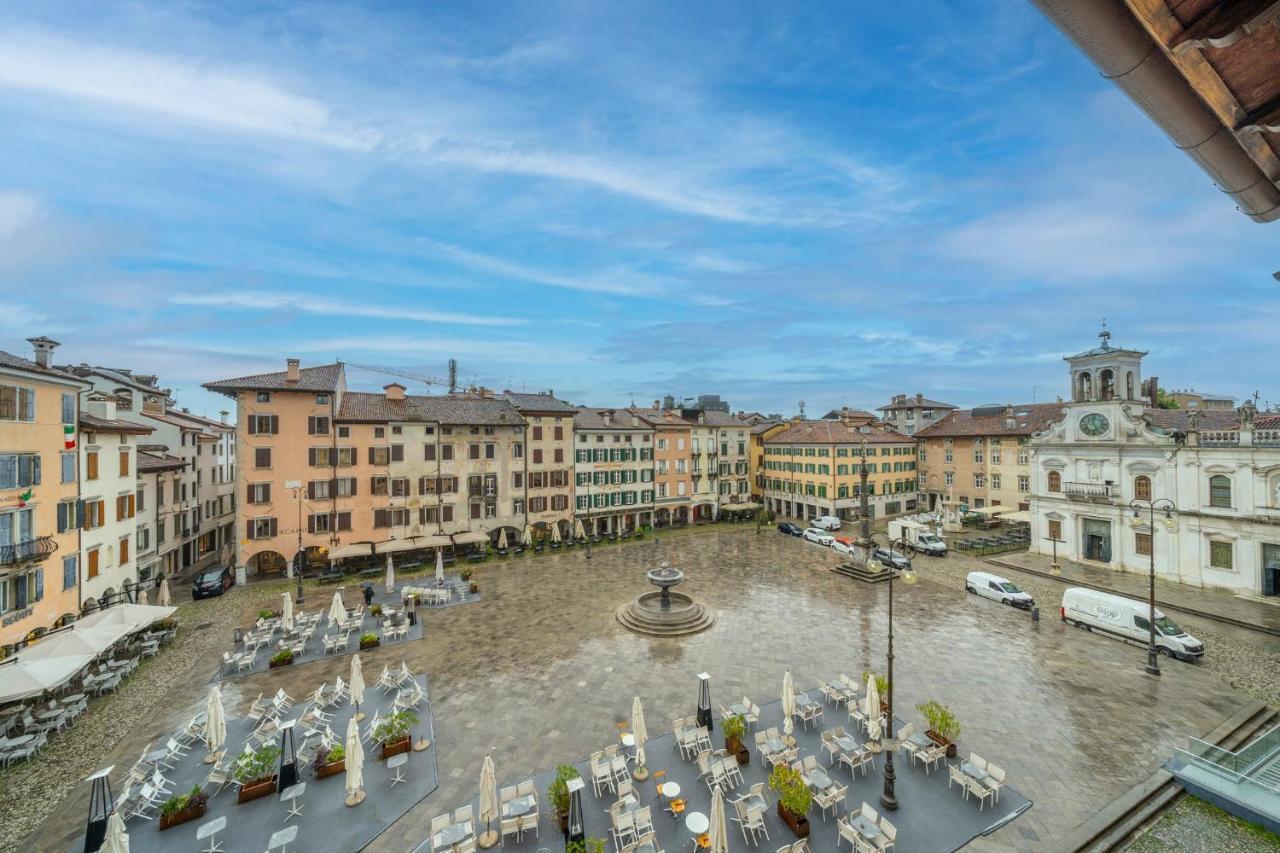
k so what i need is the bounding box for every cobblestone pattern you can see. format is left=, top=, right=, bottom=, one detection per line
left=1125, top=794, right=1280, bottom=852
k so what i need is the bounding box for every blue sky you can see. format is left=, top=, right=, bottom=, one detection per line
left=1, top=1, right=1275, bottom=418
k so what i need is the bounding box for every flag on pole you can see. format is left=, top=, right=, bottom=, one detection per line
left=64, top=424, right=76, bottom=449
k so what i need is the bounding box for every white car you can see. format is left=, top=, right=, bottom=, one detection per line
left=831, top=538, right=858, bottom=556
left=802, top=528, right=835, bottom=546
left=966, top=571, right=1034, bottom=609
left=813, top=516, right=842, bottom=531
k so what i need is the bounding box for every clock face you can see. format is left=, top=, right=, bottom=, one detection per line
left=1079, top=413, right=1110, bottom=437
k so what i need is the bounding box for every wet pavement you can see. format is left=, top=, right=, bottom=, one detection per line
left=17, top=526, right=1263, bottom=852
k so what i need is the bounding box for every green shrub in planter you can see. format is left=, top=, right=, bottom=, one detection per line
left=722, top=714, right=746, bottom=744
left=460, top=566, right=474, bottom=581
left=548, top=764, right=581, bottom=820
left=160, top=785, right=207, bottom=818
left=768, top=764, right=812, bottom=817
left=269, top=649, right=293, bottom=666
left=372, top=710, right=419, bottom=745
left=233, top=745, right=281, bottom=783
left=257, top=609, right=274, bottom=620
left=916, top=700, right=961, bottom=741
left=359, top=632, right=378, bottom=645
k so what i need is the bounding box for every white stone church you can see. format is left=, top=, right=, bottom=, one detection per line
left=1028, top=330, right=1280, bottom=598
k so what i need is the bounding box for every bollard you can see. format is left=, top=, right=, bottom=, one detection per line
left=1031, top=606, right=1040, bottom=622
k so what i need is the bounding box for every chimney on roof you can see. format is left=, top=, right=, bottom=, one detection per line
left=915, top=393, right=923, bottom=404
left=384, top=383, right=406, bottom=402
left=219, top=410, right=229, bottom=424
left=631, top=414, right=640, bottom=427
left=27, top=336, right=59, bottom=368
left=894, top=394, right=905, bottom=404
left=602, top=409, right=612, bottom=426
left=286, top=358, right=300, bottom=382
left=1004, top=405, right=1016, bottom=430
left=653, top=399, right=661, bottom=411
left=698, top=412, right=706, bottom=425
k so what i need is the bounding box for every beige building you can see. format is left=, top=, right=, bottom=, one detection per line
left=0, top=339, right=89, bottom=648
left=1168, top=389, right=1235, bottom=410
left=503, top=392, right=577, bottom=538
left=915, top=403, right=1063, bottom=513
left=572, top=408, right=655, bottom=535
left=749, top=421, right=787, bottom=503
left=876, top=393, right=957, bottom=436
left=136, top=450, right=185, bottom=583
left=639, top=407, right=694, bottom=526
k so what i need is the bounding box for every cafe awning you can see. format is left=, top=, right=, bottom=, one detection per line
left=329, top=543, right=375, bottom=561
left=1002, top=511, right=1031, bottom=523
left=451, top=530, right=490, bottom=546
left=722, top=502, right=761, bottom=512
left=374, top=538, right=419, bottom=555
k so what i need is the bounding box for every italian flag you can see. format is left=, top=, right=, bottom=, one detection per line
left=64, top=424, right=76, bottom=450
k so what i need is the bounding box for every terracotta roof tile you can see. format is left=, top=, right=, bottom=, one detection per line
left=78, top=414, right=153, bottom=435
left=914, top=403, right=1064, bottom=438
left=764, top=420, right=912, bottom=445
left=501, top=392, right=577, bottom=413
left=338, top=392, right=522, bottom=425
left=203, top=363, right=342, bottom=393
left=137, top=451, right=185, bottom=472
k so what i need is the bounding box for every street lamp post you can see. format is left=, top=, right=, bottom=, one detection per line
left=868, top=532, right=914, bottom=811
left=290, top=484, right=305, bottom=604
left=1129, top=497, right=1175, bottom=676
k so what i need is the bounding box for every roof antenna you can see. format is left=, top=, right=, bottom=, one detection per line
left=798, top=400, right=805, bottom=418
left=1098, top=318, right=1111, bottom=347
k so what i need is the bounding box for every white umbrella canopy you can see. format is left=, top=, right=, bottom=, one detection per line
left=100, top=810, right=129, bottom=853
left=550, top=522, right=561, bottom=543
left=344, top=716, right=364, bottom=805
left=434, top=549, right=445, bottom=586
left=709, top=786, right=728, bottom=853
left=205, top=685, right=226, bottom=759
left=497, top=528, right=508, bottom=550
left=781, top=670, right=795, bottom=737
left=631, top=696, right=648, bottom=769
left=329, top=591, right=346, bottom=625
left=522, top=525, right=533, bottom=547
left=282, top=593, right=294, bottom=633
left=385, top=554, right=396, bottom=596
left=157, top=576, right=171, bottom=607
left=865, top=675, right=881, bottom=741
left=350, top=654, right=366, bottom=720
left=574, top=518, right=586, bottom=540
left=478, top=754, right=498, bottom=841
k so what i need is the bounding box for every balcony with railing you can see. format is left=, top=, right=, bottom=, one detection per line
left=1199, top=429, right=1280, bottom=448
left=0, top=535, right=59, bottom=568
left=1062, top=482, right=1118, bottom=501
left=1167, top=725, right=1280, bottom=833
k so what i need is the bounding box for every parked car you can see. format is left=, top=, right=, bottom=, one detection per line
left=192, top=565, right=234, bottom=599
left=965, top=571, right=1034, bottom=609
left=777, top=522, right=804, bottom=537
left=872, top=547, right=912, bottom=570
left=1060, top=588, right=1204, bottom=661
left=812, top=515, right=842, bottom=531
left=832, top=537, right=858, bottom=556
left=802, top=528, right=835, bottom=546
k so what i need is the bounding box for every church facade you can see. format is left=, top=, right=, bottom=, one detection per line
left=1028, top=331, right=1280, bottom=597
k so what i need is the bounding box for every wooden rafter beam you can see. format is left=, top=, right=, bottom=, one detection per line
left=1169, top=0, right=1280, bottom=53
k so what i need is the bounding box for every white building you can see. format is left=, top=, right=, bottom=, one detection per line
left=77, top=396, right=152, bottom=609
left=572, top=408, right=655, bottom=535
left=1029, top=331, right=1280, bottom=598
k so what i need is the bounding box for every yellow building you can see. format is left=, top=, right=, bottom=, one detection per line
left=761, top=417, right=919, bottom=524
left=1, top=339, right=89, bottom=649
left=749, top=421, right=786, bottom=502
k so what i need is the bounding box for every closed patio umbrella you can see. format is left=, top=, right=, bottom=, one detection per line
left=522, top=525, right=533, bottom=547
left=344, top=716, right=365, bottom=806
left=550, top=522, right=562, bottom=544
left=282, top=593, right=293, bottom=633
left=204, top=685, right=226, bottom=764
left=350, top=653, right=366, bottom=722
left=781, top=670, right=795, bottom=737
left=385, top=554, right=396, bottom=596
left=156, top=576, right=171, bottom=607
left=708, top=786, right=728, bottom=853
left=100, top=810, right=129, bottom=853
left=435, top=549, right=444, bottom=586
left=574, top=518, right=586, bottom=540
left=478, top=754, right=498, bottom=848
left=865, top=674, right=881, bottom=742
left=631, top=696, right=648, bottom=770
left=497, top=529, right=508, bottom=550
left=328, top=590, right=346, bottom=625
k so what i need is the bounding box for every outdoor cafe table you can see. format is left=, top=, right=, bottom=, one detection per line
left=764, top=737, right=787, bottom=755
left=729, top=703, right=749, bottom=718
left=6, top=734, right=34, bottom=748
left=803, top=767, right=834, bottom=791
left=849, top=814, right=882, bottom=845
left=962, top=761, right=996, bottom=787
left=907, top=732, right=933, bottom=751
left=60, top=693, right=86, bottom=706
left=432, top=820, right=473, bottom=850
left=37, top=708, right=64, bottom=724
left=833, top=734, right=861, bottom=754
left=501, top=795, right=537, bottom=819
left=143, top=747, right=169, bottom=766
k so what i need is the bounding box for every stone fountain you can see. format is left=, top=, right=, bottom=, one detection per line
left=616, top=561, right=716, bottom=637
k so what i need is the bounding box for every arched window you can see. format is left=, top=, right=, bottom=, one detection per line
left=1100, top=369, right=1116, bottom=400
left=1077, top=373, right=1093, bottom=402
left=1126, top=372, right=1135, bottom=400
left=1047, top=471, right=1062, bottom=493
left=1134, top=475, right=1152, bottom=501
left=1209, top=475, right=1232, bottom=508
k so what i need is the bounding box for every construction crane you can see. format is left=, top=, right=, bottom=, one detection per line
left=341, top=358, right=458, bottom=393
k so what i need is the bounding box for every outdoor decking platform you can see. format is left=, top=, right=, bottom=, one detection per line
left=417, top=687, right=1030, bottom=852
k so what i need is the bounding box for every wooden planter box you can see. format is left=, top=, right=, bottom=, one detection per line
left=159, top=801, right=206, bottom=830
left=268, top=657, right=293, bottom=669
left=381, top=736, right=411, bottom=760
left=469, top=583, right=479, bottom=594
left=360, top=638, right=380, bottom=650
left=926, top=729, right=957, bottom=759
left=237, top=775, right=278, bottom=804
left=315, top=759, right=346, bottom=779
left=725, top=738, right=750, bottom=766
left=777, top=802, right=810, bottom=838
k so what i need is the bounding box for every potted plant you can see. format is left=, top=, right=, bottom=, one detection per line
left=373, top=710, right=418, bottom=759
left=469, top=579, right=479, bottom=593
left=460, top=566, right=473, bottom=581
left=159, top=785, right=208, bottom=830
left=632, top=761, right=649, bottom=782
left=256, top=608, right=275, bottom=621
left=548, top=764, right=581, bottom=832
left=269, top=649, right=294, bottom=669
left=369, top=604, right=383, bottom=617
left=768, top=764, right=811, bottom=838
left=566, top=840, right=606, bottom=853
left=314, top=743, right=346, bottom=779
left=722, top=714, right=749, bottom=765
left=917, top=700, right=961, bottom=758
left=234, top=745, right=281, bottom=804
left=359, top=631, right=380, bottom=650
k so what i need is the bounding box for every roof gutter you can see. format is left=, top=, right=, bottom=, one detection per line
left=1030, top=0, right=1280, bottom=223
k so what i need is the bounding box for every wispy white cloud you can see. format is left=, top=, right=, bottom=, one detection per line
left=169, top=290, right=524, bottom=327
left=0, top=190, right=44, bottom=239
left=416, top=239, right=668, bottom=296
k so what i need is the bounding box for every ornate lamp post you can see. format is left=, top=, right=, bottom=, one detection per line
left=1129, top=497, right=1175, bottom=676
left=289, top=483, right=306, bottom=604
left=867, top=532, right=916, bottom=811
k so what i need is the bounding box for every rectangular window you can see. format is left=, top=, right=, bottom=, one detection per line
left=1018, top=475, right=1030, bottom=492
left=62, top=555, right=78, bottom=590
left=61, top=393, right=75, bottom=424
left=119, top=536, right=129, bottom=564
left=309, top=479, right=332, bottom=500
left=0, top=385, right=35, bottom=422
left=1048, top=519, right=1062, bottom=541
left=86, top=451, right=99, bottom=481
left=441, top=444, right=454, bottom=461
left=307, top=416, right=330, bottom=435
left=61, top=452, right=76, bottom=483
left=87, top=548, right=100, bottom=579
left=1135, top=532, right=1152, bottom=556
left=371, top=477, right=388, bottom=496
left=425, top=443, right=436, bottom=461
left=254, top=447, right=271, bottom=468
left=119, top=450, right=129, bottom=477
left=1209, top=540, right=1233, bottom=570
left=391, top=444, right=404, bottom=462
left=248, top=414, right=278, bottom=435
left=247, top=517, right=277, bottom=539
left=336, top=477, right=356, bottom=497
left=369, top=447, right=391, bottom=466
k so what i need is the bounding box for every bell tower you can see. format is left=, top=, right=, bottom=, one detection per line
left=1062, top=324, right=1149, bottom=441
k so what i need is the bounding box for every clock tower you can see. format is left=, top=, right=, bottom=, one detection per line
left=1062, top=324, right=1149, bottom=442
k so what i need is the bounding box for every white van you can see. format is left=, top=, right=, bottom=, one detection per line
left=965, top=571, right=1034, bottom=609
left=888, top=519, right=947, bottom=556
left=1060, top=588, right=1204, bottom=662
left=813, top=516, right=842, bottom=531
